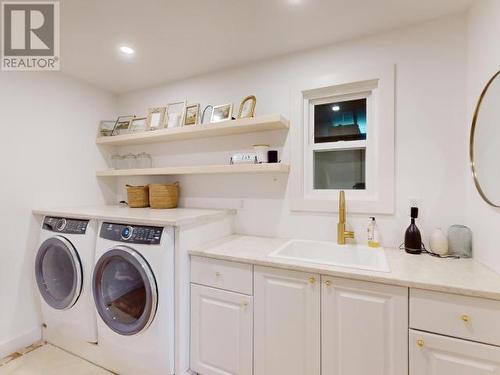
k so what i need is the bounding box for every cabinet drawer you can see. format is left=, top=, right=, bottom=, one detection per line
left=410, top=289, right=500, bottom=346
left=410, top=329, right=500, bottom=374
left=191, top=256, right=253, bottom=295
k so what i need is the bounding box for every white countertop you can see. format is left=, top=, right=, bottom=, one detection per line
left=33, top=205, right=234, bottom=227
left=190, top=234, right=500, bottom=300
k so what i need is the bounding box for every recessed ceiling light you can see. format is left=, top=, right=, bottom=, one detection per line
left=119, top=46, right=135, bottom=55
left=332, top=105, right=340, bottom=111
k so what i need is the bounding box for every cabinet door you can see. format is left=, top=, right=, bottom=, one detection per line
left=191, top=284, right=253, bottom=375
left=254, top=266, right=320, bottom=375
left=322, top=276, right=408, bottom=375
left=410, top=330, right=500, bottom=375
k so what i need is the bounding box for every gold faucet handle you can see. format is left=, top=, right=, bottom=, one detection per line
left=345, top=231, right=355, bottom=239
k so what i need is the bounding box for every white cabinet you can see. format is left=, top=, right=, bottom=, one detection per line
left=191, top=284, right=253, bottom=375
left=254, top=266, right=320, bottom=375
left=322, top=276, right=408, bottom=375
left=410, top=330, right=500, bottom=374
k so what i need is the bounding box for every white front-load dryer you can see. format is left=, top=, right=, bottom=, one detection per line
left=35, top=216, right=98, bottom=345
left=92, top=221, right=175, bottom=375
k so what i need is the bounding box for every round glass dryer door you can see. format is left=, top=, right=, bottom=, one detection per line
left=93, top=246, right=157, bottom=336
left=35, top=236, right=83, bottom=310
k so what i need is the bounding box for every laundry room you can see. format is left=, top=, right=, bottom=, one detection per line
left=2, top=0, right=500, bottom=374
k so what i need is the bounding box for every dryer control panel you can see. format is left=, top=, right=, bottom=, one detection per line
left=43, top=217, right=89, bottom=234
left=100, top=222, right=163, bottom=245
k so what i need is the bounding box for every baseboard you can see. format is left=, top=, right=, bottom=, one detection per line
left=0, top=327, right=41, bottom=359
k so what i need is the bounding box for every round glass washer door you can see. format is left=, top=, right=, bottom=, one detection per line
left=35, top=236, right=83, bottom=310
left=92, top=246, right=157, bottom=336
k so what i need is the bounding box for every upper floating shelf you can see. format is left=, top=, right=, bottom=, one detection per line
left=96, top=114, right=290, bottom=146
left=96, top=163, right=290, bottom=177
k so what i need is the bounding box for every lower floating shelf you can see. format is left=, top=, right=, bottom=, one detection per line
left=96, top=163, right=290, bottom=177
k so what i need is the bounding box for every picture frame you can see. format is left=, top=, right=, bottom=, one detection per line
left=238, top=95, right=257, bottom=119
left=166, top=101, right=186, bottom=128
left=129, top=117, right=147, bottom=133
left=146, top=107, right=166, bottom=131
left=182, top=103, right=200, bottom=126
left=111, top=115, right=135, bottom=136
left=98, top=120, right=116, bottom=137
left=211, top=103, right=233, bottom=123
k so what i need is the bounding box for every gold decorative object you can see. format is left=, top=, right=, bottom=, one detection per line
left=238, top=95, right=257, bottom=119
left=416, top=339, right=424, bottom=348
left=470, top=69, right=500, bottom=207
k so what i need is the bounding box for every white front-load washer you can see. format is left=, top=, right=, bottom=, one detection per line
left=35, top=216, right=98, bottom=345
left=92, top=221, right=175, bottom=375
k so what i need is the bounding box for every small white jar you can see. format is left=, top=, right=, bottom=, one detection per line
left=430, top=228, right=448, bottom=255
left=253, top=144, right=270, bottom=163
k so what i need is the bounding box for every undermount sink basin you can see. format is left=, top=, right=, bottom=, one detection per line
left=269, top=239, right=390, bottom=273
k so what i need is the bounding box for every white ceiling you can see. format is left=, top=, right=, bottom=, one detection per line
left=60, top=0, right=474, bottom=94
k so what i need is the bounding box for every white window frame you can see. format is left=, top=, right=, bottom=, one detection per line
left=290, top=65, right=395, bottom=214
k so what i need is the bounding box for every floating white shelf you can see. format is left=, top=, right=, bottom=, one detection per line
left=96, top=163, right=290, bottom=177
left=96, top=114, right=289, bottom=146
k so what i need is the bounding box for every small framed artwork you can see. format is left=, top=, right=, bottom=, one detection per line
left=183, top=103, right=200, bottom=126
left=129, top=117, right=147, bottom=133
left=146, top=107, right=166, bottom=131
left=166, top=101, right=186, bottom=128
left=98, top=120, right=116, bottom=137
left=238, top=95, right=256, bottom=119
left=112, top=115, right=135, bottom=136
left=211, top=103, right=233, bottom=123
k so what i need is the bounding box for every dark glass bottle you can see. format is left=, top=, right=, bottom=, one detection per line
left=405, top=207, right=422, bottom=254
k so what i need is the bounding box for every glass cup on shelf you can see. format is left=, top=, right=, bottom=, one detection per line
left=111, top=154, right=123, bottom=169
left=136, top=152, right=152, bottom=169
left=124, top=153, right=137, bottom=169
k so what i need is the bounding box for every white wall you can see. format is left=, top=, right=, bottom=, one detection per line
left=0, top=72, right=116, bottom=357
left=466, top=1, right=500, bottom=273
left=117, top=14, right=468, bottom=249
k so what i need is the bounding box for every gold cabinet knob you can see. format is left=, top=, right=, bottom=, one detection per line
left=324, top=280, right=332, bottom=287
left=241, top=301, right=248, bottom=307
left=461, top=314, right=470, bottom=323
left=416, top=339, right=424, bottom=348
left=215, top=271, right=221, bottom=277
left=309, top=277, right=316, bottom=284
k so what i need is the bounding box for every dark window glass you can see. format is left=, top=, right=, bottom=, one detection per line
left=314, top=149, right=366, bottom=190
left=314, top=99, right=367, bottom=143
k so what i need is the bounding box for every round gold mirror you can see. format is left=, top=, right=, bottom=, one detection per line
left=470, top=70, right=500, bottom=207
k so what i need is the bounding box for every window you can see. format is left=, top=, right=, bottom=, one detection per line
left=290, top=65, right=395, bottom=214
left=311, top=95, right=369, bottom=191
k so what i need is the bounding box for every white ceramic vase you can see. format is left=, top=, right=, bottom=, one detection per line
left=430, top=228, right=448, bottom=255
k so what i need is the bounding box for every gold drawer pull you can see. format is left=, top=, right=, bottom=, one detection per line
left=309, top=277, right=316, bottom=284
left=417, top=339, right=425, bottom=348
left=215, top=271, right=221, bottom=277
left=241, top=301, right=248, bottom=307
left=324, top=280, right=332, bottom=287
left=461, top=314, right=470, bottom=323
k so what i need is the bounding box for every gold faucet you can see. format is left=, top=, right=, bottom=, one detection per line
left=337, top=190, right=355, bottom=245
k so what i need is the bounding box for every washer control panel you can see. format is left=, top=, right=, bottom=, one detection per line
left=100, top=222, right=163, bottom=245
left=43, top=217, right=89, bottom=234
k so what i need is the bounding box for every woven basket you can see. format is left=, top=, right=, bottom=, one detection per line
left=149, top=182, right=179, bottom=209
left=126, top=185, right=149, bottom=208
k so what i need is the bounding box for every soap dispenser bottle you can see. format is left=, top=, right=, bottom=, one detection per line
left=367, top=217, right=380, bottom=248
left=405, top=207, right=422, bottom=254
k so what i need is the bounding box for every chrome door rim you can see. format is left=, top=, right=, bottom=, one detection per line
left=35, top=236, right=83, bottom=310
left=92, top=245, right=158, bottom=335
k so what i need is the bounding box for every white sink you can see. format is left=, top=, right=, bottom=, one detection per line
left=269, top=239, right=390, bottom=273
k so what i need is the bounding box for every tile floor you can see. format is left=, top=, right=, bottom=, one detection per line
left=0, top=343, right=111, bottom=374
